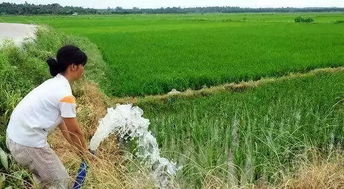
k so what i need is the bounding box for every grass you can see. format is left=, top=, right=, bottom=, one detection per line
left=136, top=70, right=344, bottom=187
left=1, top=13, right=344, bottom=96
left=279, top=150, right=344, bottom=188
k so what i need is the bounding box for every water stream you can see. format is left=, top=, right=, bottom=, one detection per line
left=89, top=104, right=180, bottom=188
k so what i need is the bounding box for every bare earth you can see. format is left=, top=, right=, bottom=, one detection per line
left=0, top=23, right=37, bottom=45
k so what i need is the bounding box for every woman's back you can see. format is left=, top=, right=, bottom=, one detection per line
left=7, top=73, right=76, bottom=148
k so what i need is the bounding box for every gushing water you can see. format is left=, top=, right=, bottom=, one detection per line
left=90, top=104, right=179, bottom=188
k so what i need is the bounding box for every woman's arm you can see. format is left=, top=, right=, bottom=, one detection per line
left=58, top=121, right=72, bottom=144
left=59, top=118, right=87, bottom=153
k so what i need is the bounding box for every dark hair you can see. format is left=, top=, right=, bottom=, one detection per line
left=46, top=45, right=87, bottom=76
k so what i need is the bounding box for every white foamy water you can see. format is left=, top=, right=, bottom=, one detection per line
left=90, top=104, right=179, bottom=188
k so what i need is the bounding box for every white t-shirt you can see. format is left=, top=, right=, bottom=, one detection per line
left=7, top=74, right=77, bottom=147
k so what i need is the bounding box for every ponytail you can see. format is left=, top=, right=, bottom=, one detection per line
left=46, top=58, right=60, bottom=76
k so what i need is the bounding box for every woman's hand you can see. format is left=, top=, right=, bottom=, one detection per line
left=59, top=118, right=87, bottom=154
left=59, top=119, right=99, bottom=164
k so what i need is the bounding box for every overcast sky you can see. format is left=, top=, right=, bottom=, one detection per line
left=2, top=0, right=344, bottom=9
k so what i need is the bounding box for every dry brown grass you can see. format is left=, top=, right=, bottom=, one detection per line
left=204, top=150, right=344, bottom=189
left=279, top=151, right=344, bottom=189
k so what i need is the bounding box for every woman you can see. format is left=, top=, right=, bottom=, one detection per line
left=6, top=45, right=89, bottom=188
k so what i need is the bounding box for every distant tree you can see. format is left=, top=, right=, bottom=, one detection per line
left=0, top=2, right=99, bottom=15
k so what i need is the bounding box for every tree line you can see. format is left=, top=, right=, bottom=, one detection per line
left=0, top=2, right=97, bottom=15
left=1, top=2, right=344, bottom=15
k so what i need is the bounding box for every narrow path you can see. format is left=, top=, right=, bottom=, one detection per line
left=111, top=66, right=344, bottom=104
left=0, top=23, right=36, bottom=45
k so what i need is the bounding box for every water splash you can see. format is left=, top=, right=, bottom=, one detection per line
left=89, top=104, right=179, bottom=188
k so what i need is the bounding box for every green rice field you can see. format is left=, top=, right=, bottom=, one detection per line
left=2, top=13, right=344, bottom=96
left=138, top=70, right=344, bottom=187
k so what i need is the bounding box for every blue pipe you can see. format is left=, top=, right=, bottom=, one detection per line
left=72, top=161, right=88, bottom=189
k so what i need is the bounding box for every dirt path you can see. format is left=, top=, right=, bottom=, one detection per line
left=0, top=23, right=36, bottom=45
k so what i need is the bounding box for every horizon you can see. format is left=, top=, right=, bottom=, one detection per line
left=1, top=0, right=344, bottom=9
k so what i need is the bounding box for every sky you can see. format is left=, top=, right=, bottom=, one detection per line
left=2, top=0, right=344, bottom=9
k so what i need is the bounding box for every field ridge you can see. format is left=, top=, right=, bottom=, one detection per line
left=112, top=66, right=344, bottom=104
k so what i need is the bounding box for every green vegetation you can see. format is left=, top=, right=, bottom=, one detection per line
left=2, top=13, right=344, bottom=96
left=138, top=71, right=344, bottom=187
left=294, top=16, right=314, bottom=23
